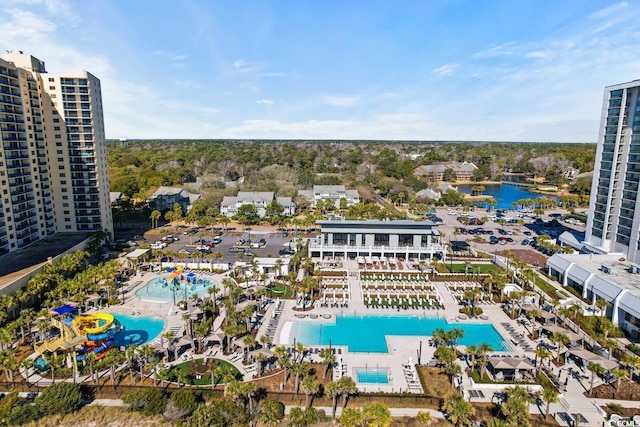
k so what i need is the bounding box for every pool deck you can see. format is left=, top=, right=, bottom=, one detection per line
left=20, top=262, right=605, bottom=425
left=257, top=259, right=536, bottom=395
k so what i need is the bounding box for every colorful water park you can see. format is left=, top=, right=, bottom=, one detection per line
left=33, top=305, right=123, bottom=372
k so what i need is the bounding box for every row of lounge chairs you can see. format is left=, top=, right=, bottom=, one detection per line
left=364, top=298, right=442, bottom=310
left=264, top=301, right=284, bottom=340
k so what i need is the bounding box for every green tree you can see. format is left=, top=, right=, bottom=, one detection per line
left=260, top=399, right=285, bottom=427
left=150, top=209, right=161, bottom=229
left=362, top=401, right=392, bottom=427
left=442, top=393, right=475, bottom=427
left=442, top=168, right=457, bottom=182
left=541, top=387, right=559, bottom=420
left=122, top=387, right=168, bottom=415
left=339, top=407, right=364, bottom=427
left=300, top=375, right=320, bottom=408
left=588, top=362, right=605, bottom=396
left=36, top=382, right=83, bottom=416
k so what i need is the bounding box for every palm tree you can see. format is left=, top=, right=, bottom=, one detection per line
left=274, top=345, right=291, bottom=384
left=291, top=361, right=310, bottom=394
left=49, top=352, right=63, bottom=383
left=486, top=419, right=508, bottom=427
left=612, top=367, right=627, bottom=393
left=125, top=344, right=138, bottom=381
left=476, top=343, right=493, bottom=378
left=541, top=387, right=559, bottom=420
left=323, top=380, right=339, bottom=419
left=137, top=344, right=155, bottom=382
left=213, top=363, right=236, bottom=388
left=104, top=348, right=125, bottom=386
left=442, top=393, right=475, bottom=427
left=525, top=309, right=540, bottom=338
left=444, top=362, right=462, bottom=386
left=300, top=375, right=320, bottom=408
left=595, top=298, right=611, bottom=318
left=85, top=351, right=98, bottom=384
left=338, top=376, right=358, bottom=409
left=319, top=347, right=335, bottom=379
left=588, top=362, right=604, bottom=396
left=254, top=352, right=267, bottom=377
left=1, top=351, right=18, bottom=384
left=448, top=328, right=464, bottom=347
left=533, top=347, right=552, bottom=368
left=551, top=332, right=569, bottom=363
left=362, top=401, right=392, bottom=427
left=150, top=210, right=161, bottom=229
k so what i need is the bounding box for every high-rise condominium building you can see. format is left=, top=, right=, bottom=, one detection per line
left=585, top=79, right=640, bottom=263
left=0, top=52, right=112, bottom=257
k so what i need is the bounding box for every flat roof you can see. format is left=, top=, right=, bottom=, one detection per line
left=0, top=233, right=90, bottom=288
left=549, top=253, right=640, bottom=296
left=316, top=219, right=435, bottom=227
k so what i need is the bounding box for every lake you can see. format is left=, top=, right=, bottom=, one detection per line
left=456, top=184, right=557, bottom=210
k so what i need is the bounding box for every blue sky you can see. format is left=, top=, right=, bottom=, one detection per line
left=2, top=0, right=640, bottom=141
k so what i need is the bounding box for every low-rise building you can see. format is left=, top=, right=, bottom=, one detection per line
left=220, top=192, right=296, bottom=218
left=148, top=186, right=201, bottom=212
left=298, top=185, right=360, bottom=208
left=414, top=161, right=478, bottom=182
left=547, top=253, right=640, bottom=339
left=310, top=219, right=445, bottom=261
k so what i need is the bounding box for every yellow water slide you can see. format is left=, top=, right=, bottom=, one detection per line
left=72, top=313, right=115, bottom=335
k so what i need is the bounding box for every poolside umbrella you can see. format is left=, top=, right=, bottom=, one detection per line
left=412, top=370, right=417, bottom=382
left=408, top=357, right=412, bottom=366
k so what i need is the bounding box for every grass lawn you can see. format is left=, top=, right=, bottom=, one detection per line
left=448, top=263, right=501, bottom=274
left=266, top=284, right=295, bottom=298
left=170, top=358, right=241, bottom=386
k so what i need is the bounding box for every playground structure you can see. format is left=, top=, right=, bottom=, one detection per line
left=34, top=305, right=122, bottom=373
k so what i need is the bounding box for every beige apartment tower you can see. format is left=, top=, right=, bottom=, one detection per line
left=0, top=52, right=112, bottom=257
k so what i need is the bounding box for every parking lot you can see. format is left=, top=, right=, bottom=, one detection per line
left=137, top=228, right=301, bottom=264
left=434, top=207, right=586, bottom=260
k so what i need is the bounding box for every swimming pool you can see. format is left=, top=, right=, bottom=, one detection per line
left=285, top=315, right=509, bottom=353
left=113, top=313, right=165, bottom=348
left=135, top=275, right=218, bottom=303
left=356, top=368, right=389, bottom=384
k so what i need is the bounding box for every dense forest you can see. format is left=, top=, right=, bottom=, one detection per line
left=107, top=140, right=596, bottom=208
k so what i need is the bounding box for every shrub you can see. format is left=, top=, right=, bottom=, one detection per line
left=8, top=403, right=42, bottom=425
left=122, top=387, right=167, bottom=416
left=607, top=403, right=624, bottom=414
left=35, top=382, right=83, bottom=416
left=164, top=389, right=199, bottom=422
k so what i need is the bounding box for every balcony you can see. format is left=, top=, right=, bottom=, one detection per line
left=4, top=153, right=29, bottom=160
left=13, top=206, right=36, bottom=216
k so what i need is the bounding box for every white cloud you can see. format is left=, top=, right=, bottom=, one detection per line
left=323, top=95, right=360, bottom=107
left=432, top=64, right=457, bottom=76
left=472, top=42, right=517, bottom=59
left=589, top=2, right=629, bottom=19
left=256, top=99, right=274, bottom=104
left=233, top=59, right=264, bottom=73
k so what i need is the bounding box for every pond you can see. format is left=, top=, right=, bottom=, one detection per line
left=457, top=184, right=558, bottom=210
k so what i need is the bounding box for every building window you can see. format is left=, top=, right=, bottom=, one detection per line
left=374, top=234, right=389, bottom=246
left=48, top=78, right=54, bottom=82
left=333, top=233, right=347, bottom=246
left=399, top=234, right=413, bottom=247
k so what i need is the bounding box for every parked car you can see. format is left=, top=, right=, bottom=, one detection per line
left=132, top=235, right=144, bottom=240
left=279, top=248, right=295, bottom=255
left=195, top=246, right=211, bottom=252
left=228, top=247, right=244, bottom=253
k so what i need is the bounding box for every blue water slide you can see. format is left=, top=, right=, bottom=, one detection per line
left=77, top=339, right=114, bottom=361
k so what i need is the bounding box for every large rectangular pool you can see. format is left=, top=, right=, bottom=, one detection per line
left=285, top=315, right=509, bottom=353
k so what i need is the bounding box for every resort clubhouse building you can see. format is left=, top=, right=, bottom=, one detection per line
left=309, top=219, right=445, bottom=261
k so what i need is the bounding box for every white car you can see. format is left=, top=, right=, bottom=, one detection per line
left=151, top=241, right=167, bottom=250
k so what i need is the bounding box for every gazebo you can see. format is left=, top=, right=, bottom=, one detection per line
left=488, top=356, right=536, bottom=381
